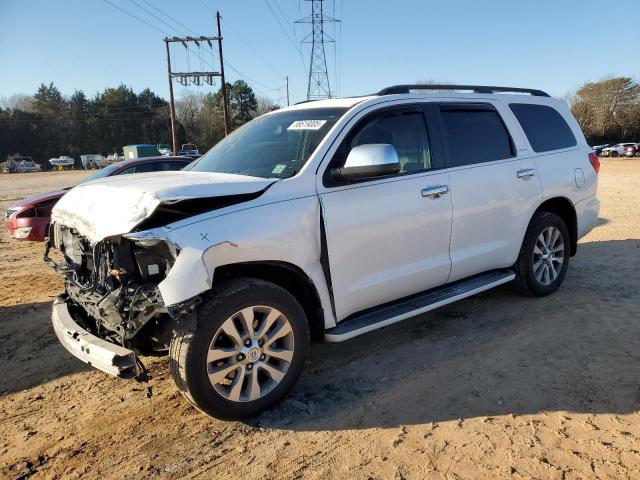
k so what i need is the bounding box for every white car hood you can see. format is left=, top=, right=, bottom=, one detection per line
left=52, top=171, right=276, bottom=243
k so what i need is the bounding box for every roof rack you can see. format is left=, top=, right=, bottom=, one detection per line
left=376, top=84, right=550, bottom=97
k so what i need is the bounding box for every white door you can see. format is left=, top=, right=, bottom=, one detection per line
left=319, top=106, right=453, bottom=321
left=436, top=102, right=543, bottom=281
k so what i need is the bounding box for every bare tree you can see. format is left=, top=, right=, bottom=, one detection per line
left=255, top=96, right=280, bottom=117
left=570, top=76, right=640, bottom=143
left=0, top=94, right=35, bottom=112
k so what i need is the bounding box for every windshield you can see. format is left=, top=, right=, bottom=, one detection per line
left=81, top=163, right=121, bottom=183
left=186, top=107, right=347, bottom=178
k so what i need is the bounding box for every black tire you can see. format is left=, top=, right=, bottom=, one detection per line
left=514, top=212, right=570, bottom=297
left=611, top=151, right=618, bottom=157
left=169, top=278, right=310, bottom=420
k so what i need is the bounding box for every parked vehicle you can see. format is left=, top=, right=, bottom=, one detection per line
left=591, top=143, right=614, bottom=156
left=81, top=154, right=106, bottom=169
left=157, top=144, right=173, bottom=156
left=106, top=153, right=125, bottom=164
left=5, top=156, right=192, bottom=241
left=623, top=144, right=640, bottom=157
left=123, top=144, right=161, bottom=160
left=3, top=156, right=41, bottom=173
left=49, top=156, right=75, bottom=168
left=4, top=160, right=17, bottom=173
left=600, top=143, right=636, bottom=157
left=45, top=84, right=599, bottom=420
left=177, top=143, right=200, bottom=158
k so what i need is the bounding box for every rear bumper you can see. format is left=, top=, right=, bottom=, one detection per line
left=52, top=296, right=137, bottom=378
left=575, top=195, right=600, bottom=239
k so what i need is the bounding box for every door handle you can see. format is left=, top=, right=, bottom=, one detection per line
left=421, top=185, right=449, bottom=198
left=517, top=168, right=537, bottom=179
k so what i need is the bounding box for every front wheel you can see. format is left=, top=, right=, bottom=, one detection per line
left=514, top=212, right=570, bottom=296
left=169, top=278, right=310, bottom=419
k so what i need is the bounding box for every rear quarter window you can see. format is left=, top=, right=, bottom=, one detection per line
left=509, top=103, right=577, bottom=153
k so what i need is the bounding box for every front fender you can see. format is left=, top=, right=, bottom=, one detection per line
left=154, top=196, right=336, bottom=329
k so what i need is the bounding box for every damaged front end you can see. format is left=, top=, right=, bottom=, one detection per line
left=45, top=222, right=199, bottom=377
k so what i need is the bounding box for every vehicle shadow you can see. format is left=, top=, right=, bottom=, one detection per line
left=254, top=239, right=640, bottom=431
left=0, top=301, right=89, bottom=395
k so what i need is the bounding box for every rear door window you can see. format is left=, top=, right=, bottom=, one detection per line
left=509, top=103, right=577, bottom=152
left=118, top=162, right=158, bottom=175
left=440, top=104, right=514, bottom=167
left=159, top=161, right=188, bottom=171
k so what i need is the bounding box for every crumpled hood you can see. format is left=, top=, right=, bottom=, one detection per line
left=52, top=171, right=276, bottom=243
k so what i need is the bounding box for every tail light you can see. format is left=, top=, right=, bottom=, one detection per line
left=588, top=152, right=600, bottom=173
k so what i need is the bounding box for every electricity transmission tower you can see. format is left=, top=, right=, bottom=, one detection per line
left=296, top=0, right=339, bottom=100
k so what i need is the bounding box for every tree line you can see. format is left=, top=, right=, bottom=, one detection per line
left=568, top=77, right=640, bottom=145
left=2, top=76, right=637, bottom=168
left=0, top=80, right=272, bottom=169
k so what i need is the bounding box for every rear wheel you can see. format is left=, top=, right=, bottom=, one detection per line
left=514, top=212, right=570, bottom=296
left=611, top=151, right=619, bottom=157
left=169, top=278, right=310, bottom=419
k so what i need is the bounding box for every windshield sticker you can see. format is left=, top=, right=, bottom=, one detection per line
left=272, top=164, right=287, bottom=174
left=287, top=120, right=327, bottom=131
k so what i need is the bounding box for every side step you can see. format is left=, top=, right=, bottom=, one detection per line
left=324, top=269, right=515, bottom=342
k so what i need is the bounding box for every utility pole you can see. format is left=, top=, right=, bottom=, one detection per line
left=285, top=76, right=290, bottom=106
left=164, top=40, right=178, bottom=155
left=216, top=11, right=230, bottom=136
left=163, top=13, right=231, bottom=151
left=296, top=0, right=339, bottom=100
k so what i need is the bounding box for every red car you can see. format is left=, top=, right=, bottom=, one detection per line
left=4, top=156, right=192, bottom=241
left=624, top=144, right=640, bottom=157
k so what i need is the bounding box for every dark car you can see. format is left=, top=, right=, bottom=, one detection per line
left=4, top=156, right=192, bottom=242
left=591, top=143, right=615, bottom=156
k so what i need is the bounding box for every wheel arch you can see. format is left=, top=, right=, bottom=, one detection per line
left=212, top=261, right=326, bottom=341
left=533, top=197, right=578, bottom=256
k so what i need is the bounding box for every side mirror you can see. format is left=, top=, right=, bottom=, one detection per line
left=331, top=144, right=401, bottom=182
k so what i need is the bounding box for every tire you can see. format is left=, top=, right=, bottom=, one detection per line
left=514, top=212, right=570, bottom=297
left=611, top=151, right=619, bottom=157
left=169, top=278, right=310, bottom=420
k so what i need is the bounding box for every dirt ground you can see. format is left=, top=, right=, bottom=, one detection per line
left=1, top=161, right=639, bottom=480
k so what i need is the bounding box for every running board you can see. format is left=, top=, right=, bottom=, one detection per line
left=324, top=269, right=515, bottom=342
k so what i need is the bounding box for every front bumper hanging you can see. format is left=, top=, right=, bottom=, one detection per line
left=52, top=296, right=137, bottom=378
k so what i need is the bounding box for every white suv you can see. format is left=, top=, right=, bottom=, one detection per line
left=46, top=85, right=600, bottom=419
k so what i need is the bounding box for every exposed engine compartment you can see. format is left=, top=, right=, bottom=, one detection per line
left=44, top=222, right=192, bottom=350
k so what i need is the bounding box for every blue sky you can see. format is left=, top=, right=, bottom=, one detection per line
left=1, top=0, right=639, bottom=105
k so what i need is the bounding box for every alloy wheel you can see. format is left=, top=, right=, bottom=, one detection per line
left=533, top=226, right=565, bottom=286
left=206, top=306, right=295, bottom=402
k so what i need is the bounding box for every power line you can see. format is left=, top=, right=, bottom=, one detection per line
left=102, top=0, right=168, bottom=36
left=193, top=0, right=290, bottom=93
left=273, top=0, right=296, bottom=39
left=126, top=0, right=219, bottom=75
left=102, top=0, right=282, bottom=101
left=128, top=0, right=183, bottom=36
left=263, top=0, right=308, bottom=75
left=102, top=0, right=215, bottom=72
left=224, top=60, right=282, bottom=91
left=196, top=0, right=213, bottom=13
left=221, top=18, right=284, bottom=78
left=139, top=0, right=199, bottom=36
